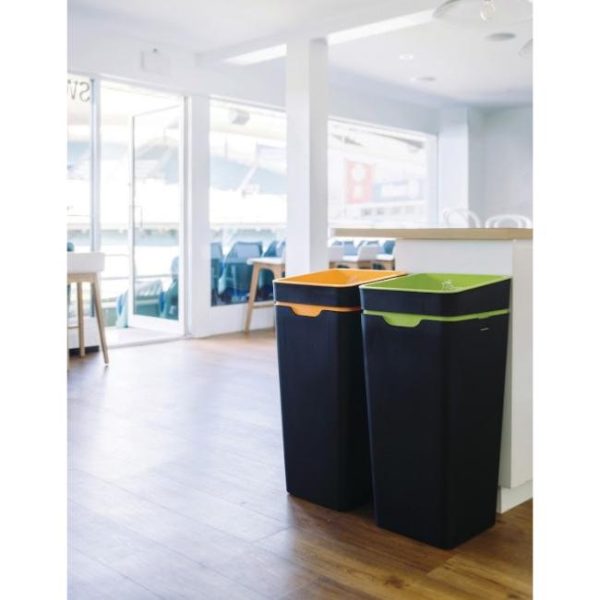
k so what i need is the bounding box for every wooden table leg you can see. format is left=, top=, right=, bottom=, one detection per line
left=244, top=263, right=261, bottom=334
left=76, top=282, right=85, bottom=357
left=92, top=275, right=109, bottom=365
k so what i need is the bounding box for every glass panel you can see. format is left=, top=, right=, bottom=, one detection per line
left=132, top=106, right=181, bottom=321
left=328, top=120, right=431, bottom=229
left=67, top=74, right=92, bottom=252
left=67, top=74, right=93, bottom=322
left=209, top=100, right=287, bottom=306
left=100, top=82, right=181, bottom=328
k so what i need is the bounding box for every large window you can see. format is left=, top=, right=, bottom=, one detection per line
left=209, top=99, right=286, bottom=306
left=207, top=105, right=436, bottom=307
left=67, top=74, right=92, bottom=251
left=67, top=75, right=183, bottom=331
left=100, top=82, right=182, bottom=327
left=328, top=120, right=434, bottom=229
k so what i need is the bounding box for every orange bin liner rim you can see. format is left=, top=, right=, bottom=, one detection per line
left=274, top=268, right=405, bottom=288
left=275, top=302, right=361, bottom=317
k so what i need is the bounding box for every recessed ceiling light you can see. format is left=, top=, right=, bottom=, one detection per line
left=411, top=76, right=436, bottom=83
left=485, top=32, right=517, bottom=41
left=398, top=53, right=415, bottom=61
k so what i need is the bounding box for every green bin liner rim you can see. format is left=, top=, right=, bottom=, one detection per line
left=364, top=309, right=509, bottom=328
left=360, top=273, right=510, bottom=294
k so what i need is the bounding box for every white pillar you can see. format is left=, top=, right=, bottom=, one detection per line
left=438, top=108, right=470, bottom=217
left=186, top=94, right=211, bottom=337
left=285, top=37, right=329, bottom=275
left=438, top=107, right=485, bottom=225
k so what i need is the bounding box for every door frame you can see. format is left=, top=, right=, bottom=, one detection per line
left=128, top=102, right=187, bottom=335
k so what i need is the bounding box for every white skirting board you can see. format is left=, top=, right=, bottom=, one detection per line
left=202, top=304, right=275, bottom=337
left=497, top=480, right=533, bottom=513
left=68, top=317, right=99, bottom=349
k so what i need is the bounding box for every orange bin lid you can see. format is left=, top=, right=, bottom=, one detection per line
left=275, top=268, right=405, bottom=287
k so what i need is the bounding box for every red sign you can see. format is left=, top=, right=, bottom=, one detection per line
left=345, top=160, right=373, bottom=204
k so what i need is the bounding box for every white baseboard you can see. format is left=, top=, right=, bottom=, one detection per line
left=68, top=317, right=99, bottom=349
left=497, top=479, right=533, bottom=513
left=201, top=304, right=275, bottom=337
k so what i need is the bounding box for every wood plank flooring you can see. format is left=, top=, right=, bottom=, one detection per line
left=68, top=331, right=532, bottom=599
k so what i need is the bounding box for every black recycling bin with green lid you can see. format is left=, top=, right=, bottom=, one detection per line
left=273, top=268, right=402, bottom=511
left=360, top=273, right=511, bottom=548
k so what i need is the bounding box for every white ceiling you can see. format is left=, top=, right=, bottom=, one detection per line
left=69, top=0, right=378, bottom=52
left=329, top=16, right=532, bottom=106
left=69, top=0, right=532, bottom=107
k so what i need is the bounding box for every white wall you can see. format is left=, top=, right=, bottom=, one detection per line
left=437, top=106, right=533, bottom=225
left=438, top=108, right=470, bottom=216
left=478, top=107, right=533, bottom=221
left=468, top=108, right=486, bottom=218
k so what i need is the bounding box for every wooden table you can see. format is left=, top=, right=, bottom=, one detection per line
left=244, top=257, right=285, bottom=333
left=67, top=271, right=109, bottom=364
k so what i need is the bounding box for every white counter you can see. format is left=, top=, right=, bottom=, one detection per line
left=334, top=228, right=533, bottom=512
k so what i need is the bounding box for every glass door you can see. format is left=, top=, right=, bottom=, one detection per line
left=129, top=105, right=184, bottom=333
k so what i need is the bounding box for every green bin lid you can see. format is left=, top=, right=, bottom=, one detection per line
left=360, top=273, right=510, bottom=294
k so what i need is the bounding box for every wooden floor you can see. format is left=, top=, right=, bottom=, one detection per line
left=68, top=331, right=532, bottom=599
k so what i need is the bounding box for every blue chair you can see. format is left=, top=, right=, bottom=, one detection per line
left=383, top=240, right=396, bottom=255
left=135, top=280, right=163, bottom=317
left=258, top=240, right=285, bottom=300
left=160, top=256, right=179, bottom=320
left=115, top=280, right=163, bottom=327
left=218, top=241, right=263, bottom=304
left=262, top=240, right=278, bottom=258
left=211, top=242, right=224, bottom=305
left=115, top=289, right=128, bottom=328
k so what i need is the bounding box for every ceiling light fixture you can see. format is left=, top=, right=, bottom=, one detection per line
left=398, top=53, right=415, bottom=61
left=480, top=0, right=496, bottom=21
left=434, top=0, right=532, bottom=27
left=485, top=32, right=517, bottom=41
left=411, top=76, right=437, bottom=83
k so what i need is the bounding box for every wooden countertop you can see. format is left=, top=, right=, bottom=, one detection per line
left=331, top=227, right=533, bottom=241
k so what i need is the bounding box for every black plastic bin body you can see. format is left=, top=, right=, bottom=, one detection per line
left=360, top=273, right=511, bottom=548
left=273, top=269, right=400, bottom=511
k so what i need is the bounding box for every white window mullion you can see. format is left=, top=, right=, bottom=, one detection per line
left=90, top=78, right=101, bottom=252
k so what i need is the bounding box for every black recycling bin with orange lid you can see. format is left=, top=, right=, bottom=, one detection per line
left=273, top=268, right=403, bottom=510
